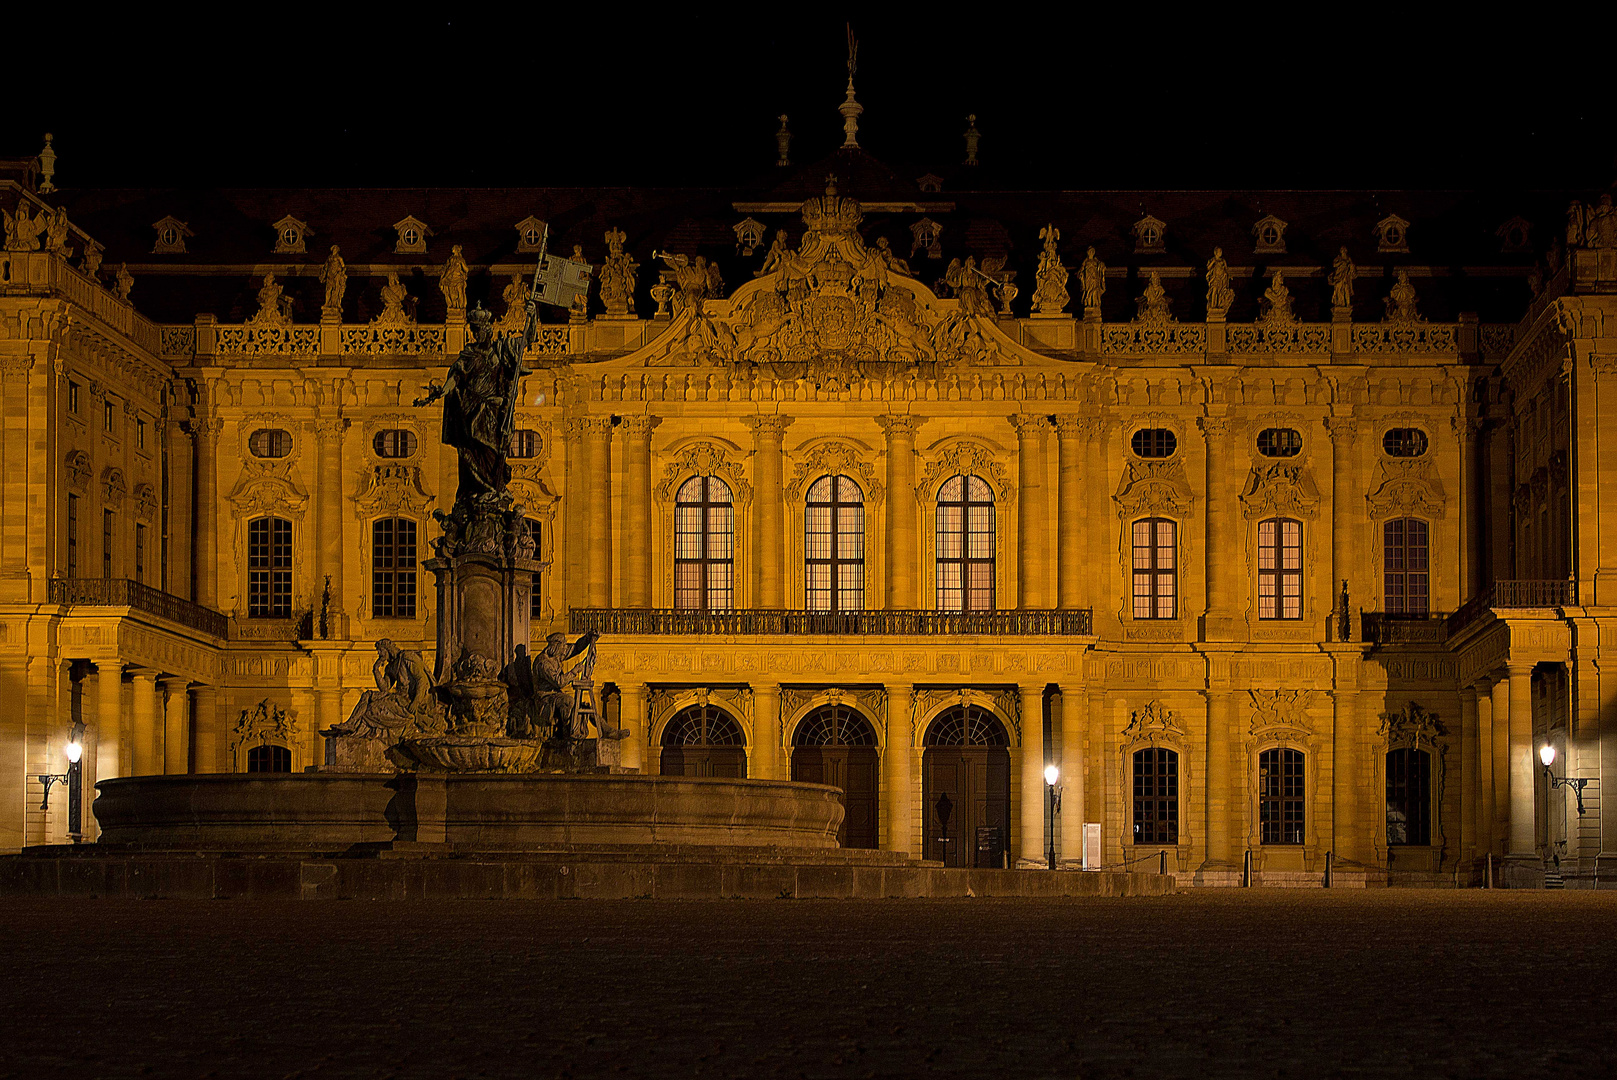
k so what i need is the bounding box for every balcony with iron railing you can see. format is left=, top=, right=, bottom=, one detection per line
left=48, top=578, right=227, bottom=639
left=570, top=608, right=1094, bottom=637
left=1361, top=579, right=1577, bottom=646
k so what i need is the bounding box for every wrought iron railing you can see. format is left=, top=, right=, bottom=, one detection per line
left=570, top=608, right=1094, bottom=636
left=1361, top=612, right=1450, bottom=646
left=49, top=578, right=227, bottom=638
left=1446, top=579, right=1578, bottom=637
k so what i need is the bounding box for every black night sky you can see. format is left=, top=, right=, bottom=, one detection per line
left=3, top=11, right=1610, bottom=191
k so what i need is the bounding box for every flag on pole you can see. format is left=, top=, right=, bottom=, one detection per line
left=527, top=222, right=592, bottom=309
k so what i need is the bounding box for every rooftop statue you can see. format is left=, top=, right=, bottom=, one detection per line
left=1204, top=247, right=1233, bottom=317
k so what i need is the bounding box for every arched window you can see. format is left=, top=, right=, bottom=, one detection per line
left=936, top=474, right=995, bottom=611
left=1257, top=517, right=1302, bottom=620
left=793, top=704, right=878, bottom=747
left=1132, top=518, right=1177, bottom=619
left=247, top=517, right=293, bottom=618
left=793, top=703, right=879, bottom=850
left=246, top=744, right=292, bottom=773
left=806, top=475, right=865, bottom=612
left=660, top=702, right=747, bottom=778
left=674, top=476, right=733, bottom=611
left=1132, top=748, right=1179, bottom=844
left=1258, top=748, right=1305, bottom=844
left=509, top=429, right=541, bottom=458
left=1386, top=747, right=1431, bottom=845
left=371, top=518, right=417, bottom=618
left=1383, top=518, right=1429, bottom=615
left=924, top=705, right=1009, bottom=747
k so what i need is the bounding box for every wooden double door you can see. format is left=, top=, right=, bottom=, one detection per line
left=923, top=747, right=1011, bottom=867
left=791, top=746, right=879, bottom=849
left=660, top=746, right=747, bottom=778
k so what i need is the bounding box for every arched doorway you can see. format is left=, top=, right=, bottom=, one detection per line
left=922, top=705, right=1011, bottom=867
left=659, top=702, right=748, bottom=778
left=790, top=703, right=880, bottom=849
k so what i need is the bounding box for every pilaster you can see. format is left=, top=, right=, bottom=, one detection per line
left=619, top=416, right=658, bottom=608
left=1325, top=415, right=1359, bottom=640
left=618, top=682, right=646, bottom=773
left=752, top=682, right=782, bottom=781
left=314, top=414, right=349, bottom=638
left=159, top=676, right=190, bottom=775
left=1017, top=683, right=1046, bottom=868
left=1198, top=415, right=1240, bottom=640
left=883, top=683, right=913, bottom=855
left=129, top=667, right=159, bottom=777
left=1459, top=685, right=1479, bottom=866
left=580, top=417, right=615, bottom=608
left=741, top=415, right=792, bottom=610
left=1057, top=682, right=1086, bottom=864
left=1009, top=414, right=1052, bottom=610
left=1053, top=417, right=1094, bottom=610
left=876, top=415, right=925, bottom=609
left=1505, top=662, right=1536, bottom=857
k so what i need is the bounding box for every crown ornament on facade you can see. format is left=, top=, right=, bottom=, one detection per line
left=801, top=175, right=863, bottom=236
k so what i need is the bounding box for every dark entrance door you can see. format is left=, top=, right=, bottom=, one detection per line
left=789, top=703, right=880, bottom=849
left=922, top=705, right=1011, bottom=867
left=659, top=703, right=748, bottom=778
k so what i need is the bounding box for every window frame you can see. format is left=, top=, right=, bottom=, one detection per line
left=528, top=517, right=544, bottom=618
left=1258, top=747, right=1306, bottom=845
left=372, top=429, right=417, bottom=459
left=1132, top=747, right=1179, bottom=845
left=935, top=474, right=997, bottom=612
left=370, top=517, right=418, bottom=619
left=673, top=475, right=734, bottom=611
left=1257, top=517, right=1303, bottom=620
left=248, top=428, right=293, bottom=459
left=805, top=474, right=866, bottom=612
left=134, top=522, right=146, bottom=585
left=1131, top=517, right=1178, bottom=620
left=1130, top=427, right=1178, bottom=459
left=247, top=516, right=294, bottom=619
left=1385, top=746, right=1432, bottom=846
left=102, top=509, right=114, bottom=579
left=1383, top=517, right=1430, bottom=616
left=66, top=493, right=78, bottom=578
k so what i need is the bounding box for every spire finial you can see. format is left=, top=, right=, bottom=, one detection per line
left=839, top=23, right=863, bottom=149
left=37, top=133, right=57, bottom=194
left=775, top=114, right=791, bottom=167
left=963, top=114, right=980, bottom=166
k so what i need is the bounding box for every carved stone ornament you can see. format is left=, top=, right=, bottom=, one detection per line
left=910, top=217, right=943, bottom=260
left=655, top=441, right=753, bottom=505
left=1248, top=689, right=1315, bottom=740
left=1365, top=459, right=1447, bottom=520
left=3, top=201, right=47, bottom=252
left=782, top=686, right=890, bottom=742
left=1258, top=271, right=1296, bottom=329
left=1113, top=458, right=1193, bottom=518
left=1378, top=700, right=1445, bottom=750
left=598, top=227, right=638, bottom=316
left=915, top=440, right=1015, bottom=506
left=101, top=467, right=127, bottom=509
left=272, top=215, right=311, bottom=255
left=1121, top=700, right=1185, bottom=743
left=246, top=273, right=292, bottom=328
left=227, top=459, right=310, bottom=520
left=64, top=450, right=91, bottom=492
left=133, top=483, right=157, bottom=522
left=231, top=699, right=297, bottom=756
left=1134, top=271, right=1175, bottom=326
left=785, top=440, right=886, bottom=505
left=1240, top=463, right=1321, bottom=520
left=351, top=464, right=435, bottom=520
left=1205, top=248, right=1234, bottom=317
left=648, top=685, right=755, bottom=744
left=734, top=217, right=766, bottom=256
left=910, top=687, right=1021, bottom=743
left=1031, top=224, right=1070, bottom=314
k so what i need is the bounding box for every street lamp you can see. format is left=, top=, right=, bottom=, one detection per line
left=1043, top=763, right=1062, bottom=871
left=37, top=721, right=86, bottom=843
left=1540, top=744, right=1590, bottom=816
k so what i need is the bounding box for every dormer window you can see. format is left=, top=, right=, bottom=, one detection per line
left=272, top=215, right=312, bottom=255
left=515, top=216, right=548, bottom=253
left=916, top=173, right=944, bottom=193
left=733, top=217, right=766, bottom=256
left=1497, top=216, right=1531, bottom=254
left=1375, top=214, right=1410, bottom=254
left=1253, top=215, right=1287, bottom=255
left=393, top=216, right=431, bottom=255
left=910, top=217, right=943, bottom=260
left=151, top=215, right=193, bottom=254
left=1132, top=214, right=1167, bottom=254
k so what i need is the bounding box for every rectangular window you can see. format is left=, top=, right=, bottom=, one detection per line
left=1259, top=748, right=1306, bottom=844
left=104, top=399, right=116, bottom=433
left=1131, top=518, right=1177, bottom=619
left=103, top=509, right=114, bottom=578
left=1384, top=518, right=1429, bottom=615
left=135, top=523, right=146, bottom=584
left=1257, top=518, right=1303, bottom=620
left=247, top=517, right=293, bottom=618
left=66, top=493, right=78, bottom=577
left=67, top=381, right=80, bottom=413
left=528, top=518, right=543, bottom=618
left=1386, top=747, right=1432, bottom=846
left=371, top=518, right=418, bottom=619
left=1132, top=748, right=1179, bottom=844
left=137, top=417, right=146, bottom=450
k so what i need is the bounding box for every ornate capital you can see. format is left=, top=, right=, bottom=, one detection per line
left=1052, top=415, right=1100, bottom=440
left=1323, top=415, right=1358, bottom=446
left=875, top=414, right=926, bottom=441
left=740, top=414, right=794, bottom=443
left=197, top=416, right=226, bottom=444
left=618, top=415, right=661, bottom=438
left=578, top=417, right=616, bottom=437
left=0, top=356, right=32, bottom=380
left=1007, top=413, right=1049, bottom=438
left=314, top=416, right=347, bottom=442
left=1197, top=416, right=1231, bottom=439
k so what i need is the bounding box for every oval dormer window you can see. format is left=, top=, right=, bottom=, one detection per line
left=1257, top=428, right=1303, bottom=458
left=1130, top=428, right=1178, bottom=459
left=373, top=430, right=417, bottom=459
left=248, top=428, right=292, bottom=459
left=1382, top=428, right=1429, bottom=458
left=509, top=429, right=541, bottom=459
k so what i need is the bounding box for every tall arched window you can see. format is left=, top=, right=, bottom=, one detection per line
left=1132, top=748, right=1179, bottom=844
left=1257, top=517, right=1303, bottom=620
left=1132, top=518, right=1177, bottom=619
left=371, top=518, right=417, bottom=618
left=247, top=516, right=293, bottom=618
left=936, top=474, right=995, bottom=611
left=806, top=475, right=865, bottom=611
left=1383, top=518, right=1429, bottom=615
left=1258, top=748, right=1305, bottom=844
left=527, top=517, right=544, bottom=618
left=675, top=475, right=733, bottom=611
left=247, top=744, right=292, bottom=773
left=1386, top=747, right=1432, bottom=845
left=660, top=702, right=747, bottom=778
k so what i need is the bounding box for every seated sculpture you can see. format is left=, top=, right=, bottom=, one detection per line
left=325, top=639, right=446, bottom=743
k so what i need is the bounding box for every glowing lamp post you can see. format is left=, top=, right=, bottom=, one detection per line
left=1043, top=763, right=1062, bottom=871
left=37, top=720, right=86, bottom=843
left=1540, top=743, right=1590, bottom=817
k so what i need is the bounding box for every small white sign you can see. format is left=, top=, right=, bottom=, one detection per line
left=1083, top=823, right=1102, bottom=869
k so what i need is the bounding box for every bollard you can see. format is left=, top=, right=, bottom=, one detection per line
left=1324, top=849, right=1333, bottom=888
left=1242, top=849, right=1252, bottom=888
left=1159, top=850, right=1166, bottom=876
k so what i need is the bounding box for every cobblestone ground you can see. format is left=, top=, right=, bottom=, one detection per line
left=3, top=890, right=1615, bottom=1079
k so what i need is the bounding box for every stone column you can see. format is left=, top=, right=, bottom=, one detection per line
left=1490, top=676, right=1510, bottom=854
left=194, top=417, right=224, bottom=608
left=160, top=676, right=190, bottom=775
left=1474, top=680, right=1496, bottom=857
left=1331, top=686, right=1362, bottom=864
left=619, top=417, right=657, bottom=608
left=1505, top=662, right=1536, bottom=857
left=1198, top=416, right=1237, bottom=639
left=618, top=682, right=645, bottom=773
left=742, top=415, right=792, bottom=610
left=1459, top=685, right=1479, bottom=865
left=1018, top=684, right=1046, bottom=867
left=1058, top=683, right=1086, bottom=863
left=93, top=664, right=122, bottom=783
left=165, top=419, right=193, bottom=599
left=1053, top=418, right=1091, bottom=609
left=876, top=416, right=924, bottom=610
left=192, top=685, right=222, bottom=773
left=1487, top=417, right=1513, bottom=583
left=1009, top=415, right=1051, bottom=609
left=1325, top=416, right=1358, bottom=639
left=1457, top=417, right=1484, bottom=601
left=129, top=668, right=159, bottom=777
left=314, top=416, right=347, bottom=637
left=884, top=683, right=914, bottom=855
left=752, top=683, right=782, bottom=781
left=1203, top=690, right=1233, bottom=865
left=580, top=418, right=615, bottom=608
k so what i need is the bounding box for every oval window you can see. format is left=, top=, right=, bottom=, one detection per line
left=509, top=429, right=541, bottom=459
left=1382, top=428, right=1429, bottom=457
left=1256, top=428, right=1303, bottom=458
left=1130, top=428, right=1177, bottom=458
left=373, top=430, right=417, bottom=458
left=247, top=428, right=292, bottom=459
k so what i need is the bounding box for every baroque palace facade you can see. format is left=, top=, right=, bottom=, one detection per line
left=2, top=132, right=1614, bottom=885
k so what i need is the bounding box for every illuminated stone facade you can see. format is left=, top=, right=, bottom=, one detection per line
left=3, top=144, right=1614, bottom=886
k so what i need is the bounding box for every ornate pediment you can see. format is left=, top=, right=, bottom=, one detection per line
left=133, top=482, right=157, bottom=522
left=1122, top=700, right=1184, bottom=743
left=351, top=464, right=434, bottom=520
left=231, top=699, right=297, bottom=755
left=655, top=441, right=753, bottom=506
left=1366, top=459, right=1446, bottom=519
left=101, top=467, right=126, bottom=509
left=781, top=686, right=890, bottom=733
left=785, top=440, right=884, bottom=505
left=1248, top=689, right=1316, bottom=741
left=648, top=685, right=755, bottom=741
left=915, top=440, right=1014, bottom=506
left=1378, top=701, right=1445, bottom=749
left=227, top=459, right=309, bottom=519
left=1240, top=463, right=1321, bottom=519
left=1113, top=458, right=1193, bottom=518
left=65, top=450, right=91, bottom=492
